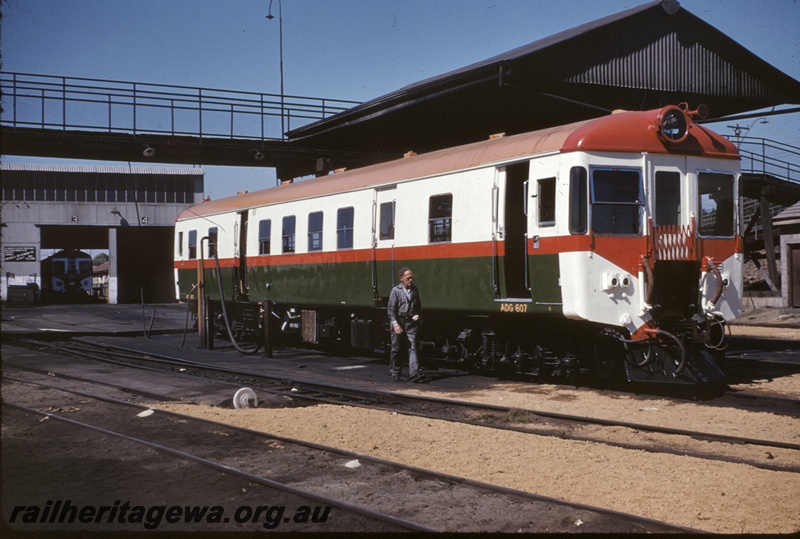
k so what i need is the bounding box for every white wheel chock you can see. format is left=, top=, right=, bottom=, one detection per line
left=233, top=387, right=258, bottom=409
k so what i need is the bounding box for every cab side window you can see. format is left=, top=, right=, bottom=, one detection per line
left=537, top=177, right=556, bottom=227
left=698, top=173, right=735, bottom=237
left=569, top=167, right=588, bottom=234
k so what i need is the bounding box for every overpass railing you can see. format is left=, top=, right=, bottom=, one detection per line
left=0, top=71, right=360, bottom=141
left=734, top=136, right=800, bottom=185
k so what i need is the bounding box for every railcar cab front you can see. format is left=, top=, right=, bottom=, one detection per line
left=556, top=104, right=742, bottom=386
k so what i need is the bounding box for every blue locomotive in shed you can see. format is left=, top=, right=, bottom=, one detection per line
left=41, top=249, right=94, bottom=302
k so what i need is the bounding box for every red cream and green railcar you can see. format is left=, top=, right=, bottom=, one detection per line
left=174, top=105, right=743, bottom=388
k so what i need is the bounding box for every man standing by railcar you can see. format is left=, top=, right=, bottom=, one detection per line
left=387, top=267, right=423, bottom=382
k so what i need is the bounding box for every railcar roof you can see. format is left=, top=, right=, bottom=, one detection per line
left=177, top=108, right=737, bottom=221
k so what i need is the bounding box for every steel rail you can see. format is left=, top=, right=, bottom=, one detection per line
left=1, top=374, right=699, bottom=534
left=73, top=338, right=800, bottom=448
left=17, top=338, right=800, bottom=455
left=70, top=336, right=800, bottom=416
left=2, top=399, right=436, bottom=533
left=6, top=362, right=798, bottom=475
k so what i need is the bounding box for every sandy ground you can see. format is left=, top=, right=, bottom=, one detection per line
left=152, top=322, right=799, bottom=534
left=158, top=376, right=800, bottom=534
left=730, top=324, right=800, bottom=341
left=3, top=309, right=797, bottom=533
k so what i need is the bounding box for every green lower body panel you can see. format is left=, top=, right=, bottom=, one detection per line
left=176, top=252, right=562, bottom=315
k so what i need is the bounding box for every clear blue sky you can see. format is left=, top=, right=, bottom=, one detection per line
left=2, top=0, right=798, bottom=199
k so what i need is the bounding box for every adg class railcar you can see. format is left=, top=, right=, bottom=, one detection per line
left=174, top=105, right=743, bottom=388
left=41, top=249, right=94, bottom=302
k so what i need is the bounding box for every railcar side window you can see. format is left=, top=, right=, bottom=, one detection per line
left=590, top=168, right=643, bottom=235
left=379, top=201, right=395, bottom=240
left=337, top=207, right=355, bottom=249
left=698, top=172, right=735, bottom=237
left=282, top=216, right=296, bottom=253
left=208, top=227, right=218, bottom=258
left=655, top=171, right=681, bottom=226
left=569, top=167, right=588, bottom=234
left=429, top=194, right=453, bottom=243
left=538, top=177, right=556, bottom=227
left=178, top=232, right=184, bottom=257
left=188, top=230, right=197, bottom=259
left=258, top=219, right=271, bottom=255
left=308, top=212, right=323, bottom=251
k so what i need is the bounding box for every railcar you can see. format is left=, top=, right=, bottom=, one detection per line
left=41, top=249, right=94, bottom=302
left=174, top=105, right=743, bottom=388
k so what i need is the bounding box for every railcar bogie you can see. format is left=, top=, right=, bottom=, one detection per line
left=175, top=105, right=743, bottom=391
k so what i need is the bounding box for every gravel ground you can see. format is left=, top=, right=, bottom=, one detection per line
left=3, top=316, right=797, bottom=534
left=155, top=323, right=799, bottom=534
left=2, top=382, right=686, bottom=534
left=158, top=376, right=800, bottom=534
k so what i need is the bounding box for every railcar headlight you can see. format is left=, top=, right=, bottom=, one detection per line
left=656, top=106, right=690, bottom=143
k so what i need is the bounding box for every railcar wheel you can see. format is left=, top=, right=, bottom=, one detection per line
left=592, top=336, right=623, bottom=382
left=561, top=359, right=579, bottom=384
left=710, top=348, right=726, bottom=370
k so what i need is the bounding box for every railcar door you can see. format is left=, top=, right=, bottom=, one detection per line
left=373, top=186, right=397, bottom=302
left=501, top=162, right=531, bottom=299
left=235, top=210, right=249, bottom=300
left=527, top=161, right=561, bottom=305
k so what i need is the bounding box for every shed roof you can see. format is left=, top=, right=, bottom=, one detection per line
left=288, top=0, right=800, bottom=157
left=0, top=163, right=205, bottom=175
left=774, top=202, right=800, bottom=225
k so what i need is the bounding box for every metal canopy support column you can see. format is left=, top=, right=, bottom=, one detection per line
left=759, top=191, right=780, bottom=288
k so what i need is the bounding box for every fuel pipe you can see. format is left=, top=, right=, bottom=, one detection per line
left=643, top=327, right=687, bottom=376
left=211, top=246, right=262, bottom=355
left=198, top=236, right=262, bottom=355
left=610, top=327, right=687, bottom=375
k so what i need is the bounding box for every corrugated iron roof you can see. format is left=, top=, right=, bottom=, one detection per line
left=0, top=163, right=204, bottom=175
left=774, top=202, right=800, bottom=224
left=288, top=0, right=800, bottom=156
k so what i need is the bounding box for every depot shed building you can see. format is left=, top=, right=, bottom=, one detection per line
left=1, top=164, right=203, bottom=304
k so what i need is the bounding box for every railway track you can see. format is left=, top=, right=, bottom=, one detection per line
left=10, top=337, right=800, bottom=474
left=2, top=374, right=690, bottom=534
left=71, top=336, right=800, bottom=415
